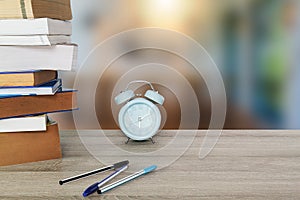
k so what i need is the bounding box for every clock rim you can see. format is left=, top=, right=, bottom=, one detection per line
left=118, top=98, right=161, bottom=141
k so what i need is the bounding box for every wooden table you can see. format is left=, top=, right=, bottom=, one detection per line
left=0, top=130, right=300, bottom=199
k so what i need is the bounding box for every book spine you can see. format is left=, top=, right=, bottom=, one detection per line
left=21, top=0, right=34, bottom=19
left=0, top=0, right=34, bottom=19
left=0, top=0, right=72, bottom=20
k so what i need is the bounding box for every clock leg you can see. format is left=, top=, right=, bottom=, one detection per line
left=125, top=137, right=155, bottom=144
left=125, top=137, right=131, bottom=144
left=150, top=137, right=155, bottom=144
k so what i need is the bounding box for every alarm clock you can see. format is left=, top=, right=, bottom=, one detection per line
left=114, top=80, right=165, bottom=141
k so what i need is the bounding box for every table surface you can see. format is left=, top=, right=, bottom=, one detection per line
left=0, top=130, right=300, bottom=200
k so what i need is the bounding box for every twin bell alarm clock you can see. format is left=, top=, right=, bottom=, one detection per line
left=114, top=80, right=165, bottom=141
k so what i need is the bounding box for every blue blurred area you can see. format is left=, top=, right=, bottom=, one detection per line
left=220, top=0, right=300, bottom=128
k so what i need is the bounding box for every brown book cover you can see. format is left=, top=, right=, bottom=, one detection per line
left=0, top=0, right=72, bottom=20
left=0, top=70, right=57, bottom=87
left=0, top=90, right=77, bottom=119
left=0, top=122, right=62, bottom=166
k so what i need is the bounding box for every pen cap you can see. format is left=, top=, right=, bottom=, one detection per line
left=113, top=160, right=129, bottom=169
left=82, top=182, right=99, bottom=197
left=144, top=165, right=157, bottom=174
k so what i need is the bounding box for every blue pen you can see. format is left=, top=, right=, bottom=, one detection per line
left=97, top=165, right=157, bottom=194
left=83, top=165, right=128, bottom=197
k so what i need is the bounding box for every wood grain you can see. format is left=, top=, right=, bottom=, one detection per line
left=0, top=130, right=299, bottom=199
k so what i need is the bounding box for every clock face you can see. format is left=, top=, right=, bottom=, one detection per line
left=118, top=98, right=161, bottom=140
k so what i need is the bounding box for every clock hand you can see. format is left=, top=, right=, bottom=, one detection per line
left=129, top=116, right=142, bottom=126
left=140, top=111, right=151, bottom=121
left=130, top=111, right=152, bottom=126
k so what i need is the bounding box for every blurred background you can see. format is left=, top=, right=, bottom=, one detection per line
left=52, top=0, right=300, bottom=129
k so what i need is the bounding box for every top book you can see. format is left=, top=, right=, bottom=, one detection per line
left=0, top=0, right=72, bottom=20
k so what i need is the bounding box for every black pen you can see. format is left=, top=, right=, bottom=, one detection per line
left=59, top=160, right=129, bottom=185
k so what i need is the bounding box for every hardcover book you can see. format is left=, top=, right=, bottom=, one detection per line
left=0, top=79, right=61, bottom=96
left=0, top=35, right=71, bottom=46
left=0, top=115, right=47, bottom=133
left=0, top=122, right=62, bottom=166
left=0, top=18, right=72, bottom=36
left=0, top=0, right=72, bottom=20
left=0, top=44, right=78, bottom=72
left=0, top=70, right=57, bottom=87
left=0, top=90, right=77, bottom=119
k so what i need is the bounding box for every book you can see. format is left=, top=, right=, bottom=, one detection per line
left=0, top=122, right=62, bottom=166
left=0, top=35, right=71, bottom=46
left=0, top=18, right=72, bottom=36
left=0, top=70, right=57, bottom=87
left=0, top=0, right=72, bottom=20
left=0, top=90, right=77, bottom=119
left=0, top=44, right=77, bottom=72
left=0, top=79, right=61, bottom=96
left=0, top=115, right=47, bottom=133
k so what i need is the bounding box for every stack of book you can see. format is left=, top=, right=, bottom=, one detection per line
left=0, top=0, right=78, bottom=166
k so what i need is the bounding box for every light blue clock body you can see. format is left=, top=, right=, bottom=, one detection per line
left=118, top=98, right=161, bottom=141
